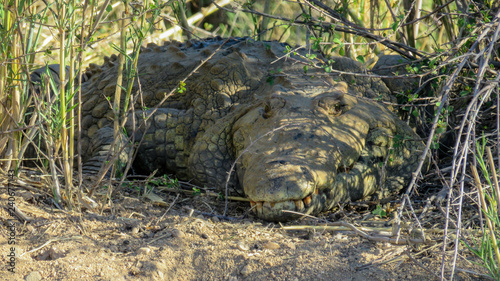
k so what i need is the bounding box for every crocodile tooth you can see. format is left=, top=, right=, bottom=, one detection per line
left=294, top=200, right=304, bottom=210
left=303, top=195, right=312, bottom=207
left=255, top=202, right=263, bottom=215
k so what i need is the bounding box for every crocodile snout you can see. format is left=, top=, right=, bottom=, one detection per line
left=241, top=160, right=327, bottom=221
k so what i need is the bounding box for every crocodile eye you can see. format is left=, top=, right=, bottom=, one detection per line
left=333, top=103, right=342, bottom=114
left=263, top=97, right=285, bottom=119
left=317, top=97, right=343, bottom=116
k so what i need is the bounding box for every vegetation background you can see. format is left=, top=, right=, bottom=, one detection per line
left=0, top=0, right=499, bottom=279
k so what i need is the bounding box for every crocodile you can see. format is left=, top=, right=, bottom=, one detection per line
left=33, top=37, right=425, bottom=221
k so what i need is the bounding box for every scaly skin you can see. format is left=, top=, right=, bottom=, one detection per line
left=41, top=38, right=426, bottom=221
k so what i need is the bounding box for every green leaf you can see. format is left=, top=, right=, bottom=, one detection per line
left=372, top=205, right=387, bottom=218
left=177, top=81, right=186, bottom=93
left=356, top=55, right=365, bottom=64
left=192, top=187, right=201, bottom=196
left=106, top=4, right=113, bottom=13
left=391, top=21, right=398, bottom=31
left=429, top=59, right=437, bottom=69
left=204, top=22, right=214, bottom=30
left=306, top=53, right=317, bottom=60
left=266, top=76, right=275, bottom=85
left=430, top=142, right=440, bottom=149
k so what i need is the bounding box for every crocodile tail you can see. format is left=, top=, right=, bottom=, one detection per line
left=29, top=64, right=92, bottom=95
left=82, top=126, right=131, bottom=177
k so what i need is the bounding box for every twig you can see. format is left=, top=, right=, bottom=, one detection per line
left=282, top=222, right=435, bottom=245
left=155, top=194, right=179, bottom=225
left=19, top=236, right=83, bottom=257
left=405, top=249, right=444, bottom=280
left=212, top=0, right=424, bottom=58
left=5, top=204, right=33, bottom=222
left=223, top=125, right=288, bottom=216
left=157, top=185, right=249, bottom=202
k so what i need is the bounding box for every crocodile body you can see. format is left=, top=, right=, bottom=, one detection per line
left=47, top=38, right=425, bottom=221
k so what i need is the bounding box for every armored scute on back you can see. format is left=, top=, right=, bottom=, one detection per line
left=77, top=37, right=425, bottom=221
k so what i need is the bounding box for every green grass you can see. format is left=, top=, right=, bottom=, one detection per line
left=466, top=140, right=500, bottom=280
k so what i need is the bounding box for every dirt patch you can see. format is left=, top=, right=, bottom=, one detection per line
left=0, top=177, right=489, bottom=281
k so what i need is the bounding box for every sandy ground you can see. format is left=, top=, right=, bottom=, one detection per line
left=0, top=176, right=490, bottom=281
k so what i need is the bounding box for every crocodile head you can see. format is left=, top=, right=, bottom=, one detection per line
left=232, top=82, right=419, bottom=221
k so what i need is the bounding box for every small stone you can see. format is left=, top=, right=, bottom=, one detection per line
left=262, top=241, right=280, bottom=250
left=36, top=247, right=65, bottom=261
left=131, top=226, right=140, bottom=234
left=27, top=225, right=36, bottom=234
left=201, top=233, right=209, bottom=239
left=285, top=242, right=296, bottom=250
left=240, top=265, right=252, bottom=276
left=25, top=271, right=42, bottom=281
left=172, top=228, right=185, bottom=238
left=237, top=242, right=249, bottom=251
left=211, top=216, right=220, bottom=223
left=333, top=233, right=348, bottom=240
left=137, top=247, right=151, bottom=255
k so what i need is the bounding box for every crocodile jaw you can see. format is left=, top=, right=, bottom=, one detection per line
left=242, top=161, right=345, bottom=221
left=243, top=161, right=379, bottom=221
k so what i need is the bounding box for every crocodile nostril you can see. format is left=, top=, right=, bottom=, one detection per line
left=268, top=160, right=288, bottom=166
left=293, top=132, right=303, bottom=140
